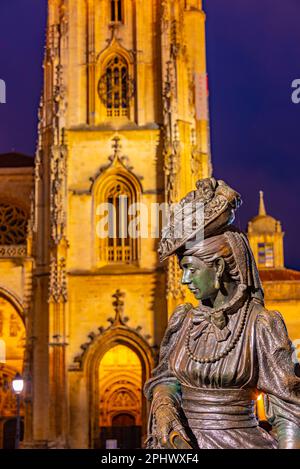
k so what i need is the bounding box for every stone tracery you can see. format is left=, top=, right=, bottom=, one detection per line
left=0, top=204, right=28, bottom=246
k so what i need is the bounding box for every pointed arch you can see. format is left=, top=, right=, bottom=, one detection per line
left=96, top=37, right=135, bottom=123
left=93, top=163, right=142, bottom=265
left=0, top=286, right=25, bottom=323
left=99, top=55, right=130, bottom=117
left=97, top=35, right=135, bottom=69
left=82, top=325, right=154, bottom=448
left=99, top=345, right=142, bottom=428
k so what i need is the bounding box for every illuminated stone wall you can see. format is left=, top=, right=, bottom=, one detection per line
left=248, top=192, right=300, bottom=344
left=28, top=0, right=210, bottom=449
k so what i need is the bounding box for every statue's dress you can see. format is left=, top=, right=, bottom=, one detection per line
left=144, top=296, right=300, bottom=449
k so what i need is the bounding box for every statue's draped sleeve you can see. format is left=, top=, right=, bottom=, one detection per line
left=143, top=304, right=190, bottom=448
left=144, top=304, right=191, bottom=400
left=144, top=303, right=190, bottom=401
left=256, top=310, right=300, bottom=449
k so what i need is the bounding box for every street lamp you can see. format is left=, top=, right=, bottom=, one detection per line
left=12, top=373, right=24, bottom=449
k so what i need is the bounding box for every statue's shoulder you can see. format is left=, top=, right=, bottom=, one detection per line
left=252, top=301, right=287, bottom=332
left=169, top=302, right=193, bottom=323
left=163, top=303, right=193, bottom=341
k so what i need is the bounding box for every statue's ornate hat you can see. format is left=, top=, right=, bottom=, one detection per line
left=158, top=178, right=242, bottom=262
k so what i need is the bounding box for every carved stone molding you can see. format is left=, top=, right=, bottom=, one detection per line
left=72, top=290, right=153, bottom=369
left=27, top=190, right=35, bottom=241
left=59, top=0, right=68, bottom=37
left=89, top=136, right=144, bottom=189
left=161, top=0, right=170, bottom=34
left=98, top=29, right=135, bottom=65
left=46, top=23, right=60, bottom=62
left=0, top=245, right=27, bottom=259
left=48, top=256, right=68, bottom=303
left=50, top=144, right=67, bottom=245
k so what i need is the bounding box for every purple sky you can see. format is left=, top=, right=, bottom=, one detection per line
left=0, top=0, right=299, bottom=269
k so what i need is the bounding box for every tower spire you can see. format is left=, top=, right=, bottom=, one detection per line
left=259, top=190, right=267, bottom=216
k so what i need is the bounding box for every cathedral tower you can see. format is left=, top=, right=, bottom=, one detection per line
left=28, top=0, right=210, bottom=448
left=247, top=191, right=300, bottom=342
left=248, top=191, right=284, bottom=269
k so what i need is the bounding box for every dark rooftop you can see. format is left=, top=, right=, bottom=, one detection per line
left=0, top=152, right=34, bottom=168
left=259, top=268, right=300, bottom=282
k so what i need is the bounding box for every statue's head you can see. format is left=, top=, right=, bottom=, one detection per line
left=159, top=178, right=264, bottom=304
left=177, top=233, right=240, bottom=302
left=158, top=177, right=242, bottom=263
left=180, top=255, right=223, bottom=302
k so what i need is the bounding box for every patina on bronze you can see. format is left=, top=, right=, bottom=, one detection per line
left=144, top=178, right=300, bottom=449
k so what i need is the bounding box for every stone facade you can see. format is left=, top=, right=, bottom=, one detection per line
left=11, top=0, right=210, bottom=449
left=1, top=0, right=298, bottom=451
left=0, top=153, right=34, bottom=448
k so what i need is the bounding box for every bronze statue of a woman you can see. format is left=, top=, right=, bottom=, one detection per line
left=144, top=178, right=300, bottom=449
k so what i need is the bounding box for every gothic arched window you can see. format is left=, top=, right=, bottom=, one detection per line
left=0, top=204, right=28, bottom=245
left=96, top=175, right=139, bottom=263
left=106, top=180, right=136, bottom=262
left=110, top=0, right=123, bottom=23
left=98, top=55, right=134, bottom=118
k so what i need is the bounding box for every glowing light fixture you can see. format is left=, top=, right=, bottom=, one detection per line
left=12, top=373, right=24, bottom=394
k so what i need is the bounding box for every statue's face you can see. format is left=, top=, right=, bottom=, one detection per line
left=180, top=255, right=219, bottom=301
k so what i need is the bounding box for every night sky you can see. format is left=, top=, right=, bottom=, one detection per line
left=0, top=1, right=299, bottom=268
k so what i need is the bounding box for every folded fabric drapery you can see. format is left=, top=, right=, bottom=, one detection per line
left=181, top=386, right=258, bottom=430
left=190, top=309, right=231, bottom=342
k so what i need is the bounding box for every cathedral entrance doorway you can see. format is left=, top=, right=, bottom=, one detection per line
left=100, top=413, right=141, bottom=449
left=98, top=344, right=142, bottom=449
left=84, top=323, right=154, bottom=449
